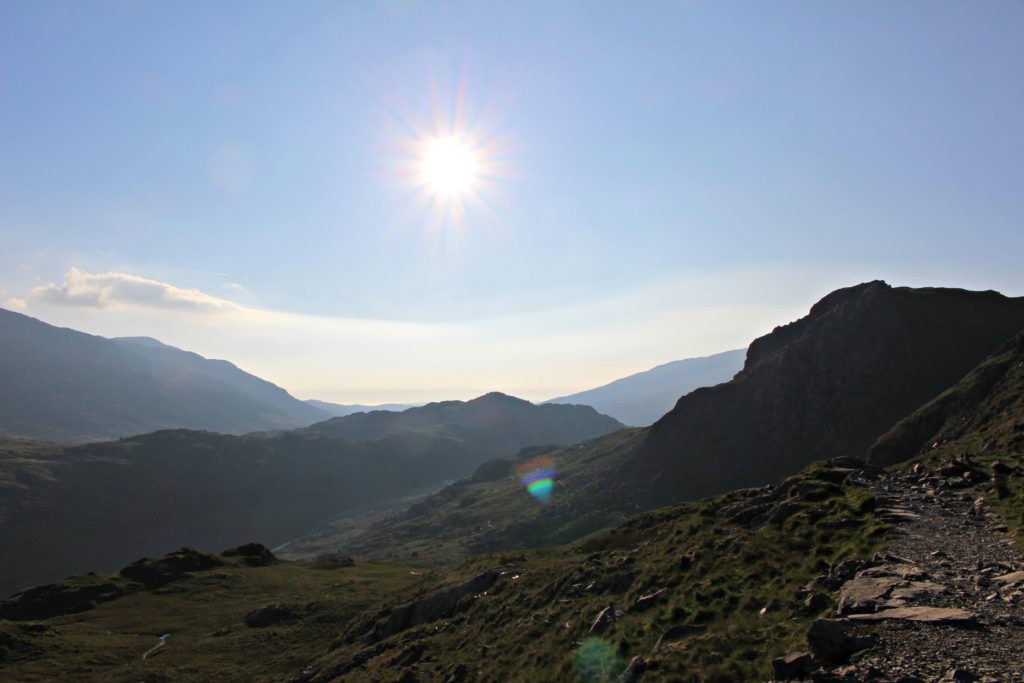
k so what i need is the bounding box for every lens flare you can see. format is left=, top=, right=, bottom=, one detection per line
left=576, top=637, right=626, bottom=682
left=517, top=455, right=556, bottom=504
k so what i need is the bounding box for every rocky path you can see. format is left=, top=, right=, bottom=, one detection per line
left=777, top=462, right=1024, bottom=682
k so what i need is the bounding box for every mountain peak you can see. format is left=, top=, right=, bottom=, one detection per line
left=471, top=391, right=530, bottom=405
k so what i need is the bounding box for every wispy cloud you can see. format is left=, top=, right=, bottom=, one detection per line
left=23, top=268, right=242, bottom=314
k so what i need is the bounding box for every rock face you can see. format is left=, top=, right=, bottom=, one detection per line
left=868, top=331, right=1024, bottom=467
left=627, top=282, right=1024, bottom=507
left=771, top=651, right=815, bottom=681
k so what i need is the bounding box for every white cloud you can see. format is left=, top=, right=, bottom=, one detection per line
left=24, top=268, right=242, bottom=314
left=4, top=298, right=27, bottom=310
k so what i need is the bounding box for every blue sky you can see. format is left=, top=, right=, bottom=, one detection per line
left=2, top=1, right=1023, bottom=402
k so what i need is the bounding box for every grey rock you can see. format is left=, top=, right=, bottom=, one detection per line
left=772, top=651, right=815, bottom=681
left=806, top=618, right=876, bottom=663
left=848, top=606, right=978, bottom=626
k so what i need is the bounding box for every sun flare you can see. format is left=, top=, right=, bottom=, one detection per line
left=420, top=137, right=478, bottom=196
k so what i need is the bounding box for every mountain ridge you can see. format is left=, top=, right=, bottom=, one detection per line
left=0, top=393, right=623, bottom=597
left=546, top=348, right=745, bottom=426
left=0, top=308, right=330, bottom=442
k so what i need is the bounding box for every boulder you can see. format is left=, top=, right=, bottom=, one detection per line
left=837, top=576, right=904, bottom=614
left=772, top=651, right=815, bottom=681
left=806, top=618, right=875, bottom=663
left=803, top=592, right=832, bottom=614
left=995, top=571, right=1024, bottom=586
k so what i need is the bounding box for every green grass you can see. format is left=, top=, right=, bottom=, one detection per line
left=0, top=557, right=419, bottom=682
left=304, top=460, right=887, bottom=682
left=0, top=460, right=886, bottom=682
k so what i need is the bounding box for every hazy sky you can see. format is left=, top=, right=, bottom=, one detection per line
left=2, top=1, right=1022, bottom=403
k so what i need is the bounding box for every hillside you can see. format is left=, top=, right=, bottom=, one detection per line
left=0, top=309, right=329, bottom=442
left=547, top=349, right=745, bottom=426
left=301, top=392, right=624, bottom=459
left=0, top=395, right=622, bottom=598
left=316, top=282, right=1024, bottom=565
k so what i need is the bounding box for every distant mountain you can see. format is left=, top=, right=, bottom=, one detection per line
left=0, top=309, right=330, bottom=442
left=0, top=393, right=623, bottom=596
left=322, top=282, right=1024, bottom=564
left=301, top=392, right=624, bottom=458
left=546, top=348, right=745, bottom=425
left=305, top=399, right=420, bottom=417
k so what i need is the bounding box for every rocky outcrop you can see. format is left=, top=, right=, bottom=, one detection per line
left=377, top=570, right=507, bottom=638
left=629, top=283, right=1024, bottom=507
left=223, top=543, right=277, bottom=567
left=119, top=547, right=223, bottom=588
left=0, top=580, right=124, bottom=621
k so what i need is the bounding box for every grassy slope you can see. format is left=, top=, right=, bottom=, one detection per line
left=287, top=430, right=648, bottom=566
left=0, top=555, right=419, bottom=683
left=305, top=461, right=884, bottom=683
left=1, top=460, right=884, bottom=682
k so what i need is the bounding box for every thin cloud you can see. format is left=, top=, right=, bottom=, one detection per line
left=25, top=268, right=242, bottom=314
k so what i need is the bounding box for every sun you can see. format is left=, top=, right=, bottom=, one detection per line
left=419, top=136, right=478, bottom=196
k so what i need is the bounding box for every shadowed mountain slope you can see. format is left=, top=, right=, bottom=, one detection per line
left=627, top=281, right=1024, bottom=506
left=867, top=330, right=1024, bottom=468
left=547, top=348, right=746, bottom=426
left=320, top=282, right=1024, bottom=564
left=0, top=395, right=622, bottom=598
left=0, top=309, right=330, bottom=442
left=301, top=392, right=624, bottom=460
